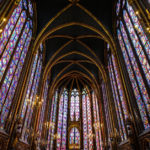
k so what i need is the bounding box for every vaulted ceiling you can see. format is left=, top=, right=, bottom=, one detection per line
left=34, top=0, right=116, bottom=94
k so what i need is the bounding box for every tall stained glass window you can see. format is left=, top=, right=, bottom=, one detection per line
left=56, top=89, right=68, bottom=149
left=116, top=0, right=150, bottom=129
left=0, top=0, right=33, bottom=130
left=101, top=82, right=112, bottom=141
left=70, top=89, right=80, bottom=121
left=47, top=87, right=104, bottom=149
left=69, top=127, right=80, bottom=149
left=92, top=91, right=103, bottom=150
left=47, top=90, right=58, bottom=150
left=107, top=45, right=128, bottom=140
left=38, top=80, right=49, bottom=140
left=82, top=89, right=93, bottom=150
left=21, top=44, right=43, bottom=142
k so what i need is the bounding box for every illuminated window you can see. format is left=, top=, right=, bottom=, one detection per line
left=0, top=0, right=33, bottom=130
left=56, top=89, right=68, bottom=149
left=82, top=89, right=93, bottom=149
left=92, top=91, right=103, bottom=150
left=47, top=91, right=58, bottom=150
left=21, top=45, right=43, bottom=141
left=38, top=80, right=49, bottom=139
left=107, top=45, right=128, bottom=140
left=101, top=82, right=112, bottom=142
left=116, top=0, right=121, bottom=15
left=69, top=127, right=80, bottom=149
left=116, top=0, right=150, bottom=129
left=70, top=89, right=80, bottom=121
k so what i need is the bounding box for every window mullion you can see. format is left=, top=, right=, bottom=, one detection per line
left=119, top=28, right=150, bottom=128
left=109, top=65, right=124, bottom=140
left=51, top=91, right=59, bottom=149
left=0, top=24, right=29, bottom=112
left=126, top=9, right=150, bottom=63
left=121, top=18, right=150, bottom=104
left=2, top=28, right=30, bottom=130
left=0, top=16, right=28, bottom=87
left=120, top=22, right=150, bottom=117
left=122, top=10, right=150, bottom=88
left=47, top=94, right=55, bottom=149
left=20, top=51, right=39, bottom=120
left=85, top=94, right=89, bottom=149
left=126, top=2, right=150, bottom=59
left=111, top=57, right=127, bottom=136
left=21, top=54, right=40, bottom=139
left=0, top=8, right=23, bottom=57
left=25, top=62, right=41, bottom=131
left=53, top=91, right=60, bottom=149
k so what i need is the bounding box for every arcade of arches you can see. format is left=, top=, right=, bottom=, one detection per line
left=0, top=0, right=150, bottom=150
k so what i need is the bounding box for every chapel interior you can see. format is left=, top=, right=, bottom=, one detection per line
left=0, top=0, right=150, bottom=150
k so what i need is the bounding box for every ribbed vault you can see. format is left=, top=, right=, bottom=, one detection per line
left=33, top=0, right=116, bottom=98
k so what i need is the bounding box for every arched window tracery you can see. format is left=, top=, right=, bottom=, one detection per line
left=45, top=86, right=105, bottom=150
left=116, top=0, right=150, bottom=130
left=0, top=0, right=33, bottom=130
left=70, top=89, right=80, bottom=121
left=69, top=127, right=80, bottom=149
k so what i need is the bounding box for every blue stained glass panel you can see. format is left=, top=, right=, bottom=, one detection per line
left=123, top=10, right=150, bottom=86
left=117, top=29, right=150, bottom=129
left=120, top=22, right=150, bottom=115
left=127, top=2, right=150, bottom=59
left=0, top=11, right=26, bottom=81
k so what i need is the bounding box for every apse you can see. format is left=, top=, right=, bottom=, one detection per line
left=46, top=77, right=103, bottom=150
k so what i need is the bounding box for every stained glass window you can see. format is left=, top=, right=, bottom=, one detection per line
left=38, top=80, right=49, bottom=139
left=92, top=91, right=103, bottom=150
left=101, top=82, right=111, bottom=141
left=47, top=87, right=104, bottom=149
left=0, top=0, right=33, bottom=130
left=69, top=127, right=80, bottom=149
left=108, top=48, right=127, bottom=141
left=116, top=0, right=150, bottom=130
left=21, top=45, right=43, bottom=142
left=82, top=89, right=93, bottom=150
left=70, top=89, right=80, bottom=121
left=116, top=0, right=121, bottom=15
left=47, top=91, right=58, bottom=150
left=56, top=89, right=68, bottom=149
left=123, top=10, right=150, bottom=85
